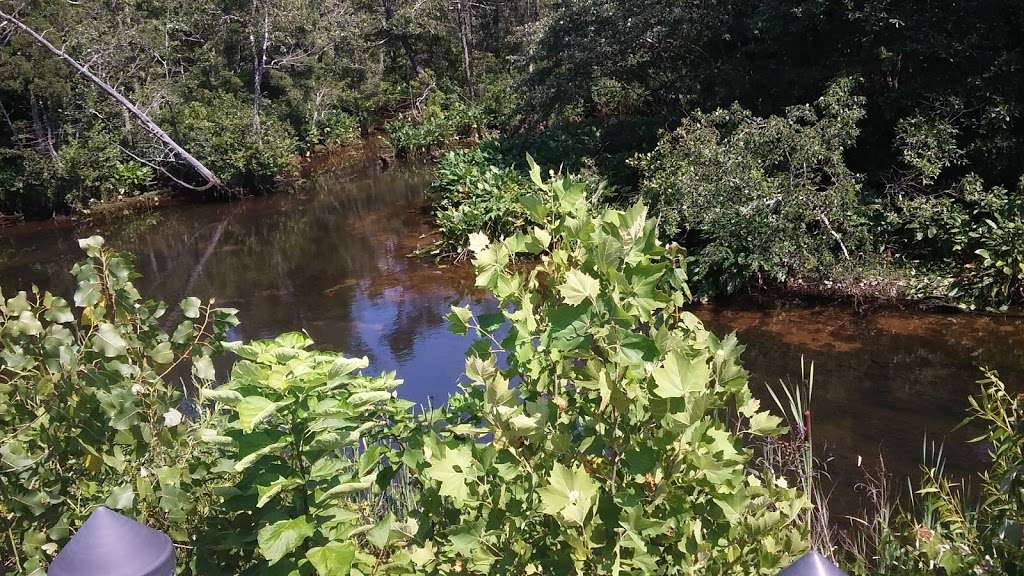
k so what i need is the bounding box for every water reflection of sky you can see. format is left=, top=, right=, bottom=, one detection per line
left=0, top=157, right=492, bottom=406
left=346, top=284, right=497, bottom=406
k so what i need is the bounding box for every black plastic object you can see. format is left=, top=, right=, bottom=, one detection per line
left=779, top=550, right=849, bottom=576
left=48, top=506, right=175, bottom=576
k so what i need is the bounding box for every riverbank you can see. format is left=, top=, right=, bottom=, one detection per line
left=5, top=137, right=1016, bottom=317
left=0, top=138, right=392, bottom=230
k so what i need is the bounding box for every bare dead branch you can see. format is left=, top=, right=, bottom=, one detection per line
left=0, top=9, right=222, bottom=191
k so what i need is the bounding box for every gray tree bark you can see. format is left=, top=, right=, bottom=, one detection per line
left=454, top=0, right=474, bottom=98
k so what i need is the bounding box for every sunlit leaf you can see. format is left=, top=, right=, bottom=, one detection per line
left=306, top=542, right=355, bottom=576
left=558, top=269, right=600, bottom=306
left=652, top=351, right=709, bottom=398
left=258, top=517, right=314, bottom=565
left=92, top=323, right=128, bottom=357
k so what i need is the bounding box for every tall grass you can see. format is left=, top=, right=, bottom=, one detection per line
left=762, top=359, right=839, bottom=559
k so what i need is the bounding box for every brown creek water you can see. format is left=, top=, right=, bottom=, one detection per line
left=2, top=151, right=1021, bottom=517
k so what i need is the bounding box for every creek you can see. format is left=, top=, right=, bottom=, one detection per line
left=2, top=150, right=1021, bottom=516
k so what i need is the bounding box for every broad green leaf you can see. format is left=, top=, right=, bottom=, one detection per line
left=652, top=351, right=709, bottom=398
left=192, top=354, right=215, bottom=381
left=171, top=321, right=195, bottom=344
left=180, top=297, right=202, bottom=319
left=537, top=462, right=599, bottom=527
left=96, top=388, right=140, bottom=430
left=43, top=297, right=74, bottom=323
left=526, top=153, right=548, bottom=191
left=748, top=411, right=784, bottom=435
left=105, top=484, right=135, bottom=510
left=558, top=269, right=600, bottom=306
left=92, top=323, right=128, bottom=357
left=234, top=437, right=290, bottom=472
left=367, top=513, right=395, bottom=548
left=200, top=387, right=243, bottom=405
left=196, top=428, right=234, bottom=445
left=163, top=408, right=184, bottom=427
left=348, top=391, right=393, bottom=406
left=149, top=341, right=174, bottom=364
left=520, top=194, right=549, bottom=222
left=236, top=396, right=290, bottom=432
left=319, top=474, right=376, bottom=500
left=424, top=445, right=478, bottom=505
left=468, top=232, right=490, bottom=255
left=532, top=226, right=551, bottom=249
left=257, top=476, right=302, bottom=508
left=77, top=235, right=105, bottom=256
left=12, top=311, right=43, bottom=336
left=0, top=441, right=35, bottom=469
left=446, top=305, right=473, bottom=335
left=258, top=516, right=314, bottom=565
left=306, top=542, right=355, bottom=576
left=328, top=356, right=368, bottom=379
left=5, top=291, right=31, bottom=314
left=409, top=540, right=436, bottom=568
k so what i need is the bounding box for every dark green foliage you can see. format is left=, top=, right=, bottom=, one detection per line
left=385, top=91, right=486, bottom=157
left=174, top=95, right=298, bottom=190
left=0, top=0, right=541, bottom=216
left=0, top=148, right=60, bottom=217
left=515, top=0, right=1024, bottom=307
left=55, top=127, right=155, bottom=207
left=429, top=144, right=529, bottom=256
left=302, top=109, right=361, bottom=149
left=529, top=1, right=1024, bottom=191
left=890, top=176, right=1024, bottom=310
left=634, top=81, right=869, bottom=293
left=0, top=129, right=154, bottom=216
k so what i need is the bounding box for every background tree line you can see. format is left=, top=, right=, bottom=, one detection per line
left=0, top=0, right=542, bottom=217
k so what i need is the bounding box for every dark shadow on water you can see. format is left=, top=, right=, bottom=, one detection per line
left=696, top=302, right=1024, bottom=515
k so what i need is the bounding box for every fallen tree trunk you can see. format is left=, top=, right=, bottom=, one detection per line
left=0, top=10, right=222, bottom=191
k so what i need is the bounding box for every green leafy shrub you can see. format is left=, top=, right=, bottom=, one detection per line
left=634, top=79, right=869, bottom=293
left=430, top=144, right=530, bottom=257
left=401, top=164, right=809, bottom=574
left=845, top=370, right=1023, bottom=575
left=0, top=148, right=60, bottom=217
left=193, top=332, right=417, bottom=574
left=385, top=92, right=486, bottom=157
left=1, top=173, right=815, bottom=575
left=56, top=127, right=154, bottom=207
left=174, top=94, right=298, bottom=191
left=894, top=115, right=965, bottom=187
left=891, top=175, right=1024, bottom=309
left=302, top=108, right=361, bottom=148
left=0, top=236, right=239, bottom=574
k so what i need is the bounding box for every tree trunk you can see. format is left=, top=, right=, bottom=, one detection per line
left=0, top=99, right=16, bottom=139
left=28, top=89, right=56, bottom=159
left=250, top=0, right=270, bottom=136
left=0, top=9, right=222, bottom=191
left=382, top=0, right=423, bottom=76
left=455, top=0, right=474, bottom=98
